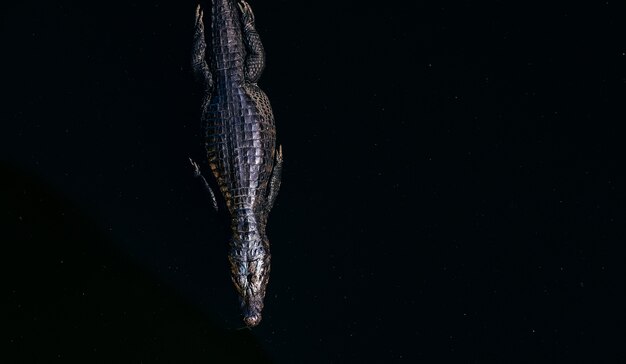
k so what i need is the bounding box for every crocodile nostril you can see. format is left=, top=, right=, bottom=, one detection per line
left=244, top=313, right=261, bottom=327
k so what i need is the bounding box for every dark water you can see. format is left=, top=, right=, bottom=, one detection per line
left=2, top=0, right=625, bottom=362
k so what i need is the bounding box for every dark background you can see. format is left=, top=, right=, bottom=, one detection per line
left=2, top=0, right=625, bottom=362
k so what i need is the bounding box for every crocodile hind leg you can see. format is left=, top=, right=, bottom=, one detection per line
left=192, top=4, right=213, bottom=98
left=265, top=146, right=283, bottom=211
left=238, top=1, right=265, bottom=83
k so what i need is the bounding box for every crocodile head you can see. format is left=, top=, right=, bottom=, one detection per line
left=228, top=235, right=271, bottom=327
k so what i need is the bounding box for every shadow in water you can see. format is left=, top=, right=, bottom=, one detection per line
left=2, top=162, right=272, bottom=362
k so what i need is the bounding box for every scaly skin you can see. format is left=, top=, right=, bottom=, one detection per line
left=191, top=0, right=282, bottom=328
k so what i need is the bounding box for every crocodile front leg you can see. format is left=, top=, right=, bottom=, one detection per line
left=266, top=145, right=283, bottom=211
left=189, top=158, right=218, bottom=211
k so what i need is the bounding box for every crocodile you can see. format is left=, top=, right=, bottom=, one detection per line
left=190, top=0, right=282, bottom=327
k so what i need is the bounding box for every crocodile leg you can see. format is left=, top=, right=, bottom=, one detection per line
left=238, top=1, right=265, bottom=83
left=189, top=158, right=218, bottom=211
left=192, top=5, right=213, bottom=96
left=265, top=146, right=283, bottom=211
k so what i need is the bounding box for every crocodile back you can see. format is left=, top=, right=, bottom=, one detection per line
left=205, top=84, right=275, bottom=216
left=204, top=0, right=276, bottom=216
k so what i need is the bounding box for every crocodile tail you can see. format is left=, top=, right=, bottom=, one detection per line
left=210, top=0, right=246, bottom=74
